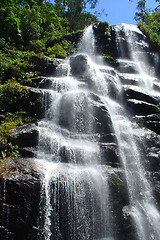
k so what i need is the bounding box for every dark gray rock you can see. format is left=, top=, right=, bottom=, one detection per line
left=30, top=56, right=64, bottom=76
left=116, top=60, right=139, bottom=74
left=127, top=99, right=159, bottom=115
left=124, top=86, right=159, bottom=105
left=153, top=82, right=160, bottom=92
left=12, top=123, right=39, bottom=148
left=89, top=93, right=115, bottom=137
left=100, top=142, right=119, bottom=166
left=0, top=158, right=41, bottom=240
left=28, top=87, right=44, bottom=118
left=118, top=73, right=139, bottom=86
left=93, top=22, right=111, bottom=56
left=70, top=54, right=89, bottom=77
left=123, top=86, right=160, bottom=116
left=38, top=77, right=53, bottom=89
left=135, top=113, right=160, bottom=135
left=19, top=147, right=36, bottom=158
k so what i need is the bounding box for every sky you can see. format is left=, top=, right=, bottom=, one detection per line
left=87, top=0, right=158, bottom=25
left=50, top=0, right=158, bottom=26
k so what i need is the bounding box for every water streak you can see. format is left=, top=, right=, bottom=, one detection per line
left=114, top=23, right=156, bottom=90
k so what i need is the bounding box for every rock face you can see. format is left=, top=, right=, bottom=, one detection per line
left=70, top=54, right=89, bottom=77
left=0, top=159, right=41, bottom=240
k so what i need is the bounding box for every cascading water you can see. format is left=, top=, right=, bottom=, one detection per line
left=113, top=23, right=158, bottom=90
left=35, top=24, right=160, bottom=240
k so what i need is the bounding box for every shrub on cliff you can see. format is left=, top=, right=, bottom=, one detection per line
left=0, top=80, right=30, bottom=114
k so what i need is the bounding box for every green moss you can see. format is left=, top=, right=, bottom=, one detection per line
left=0, top=49, right=36, bottom=83
left=104, top=55, right=114, bottom=64
left=0, top=80, right=30, bottom=113
left=0, top=112, right=34, bottom=159
left=111, top=179, right=120, bottom=193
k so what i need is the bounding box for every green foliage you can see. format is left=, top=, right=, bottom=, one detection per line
left=29, top=39, right=46, bottom=53
left=130, top=0, right=160, bottom=51
left=0, top=111, right=33, bottom=159
left=135, top=0, right=147, bottom=22
left=0, top=138, right=19, bottom=159
left=47, top=44, right=67, bottom=58
left=19, top=5, right=42, bottom=44
left=0, top=38, right=6, bottom=49
left=0, top=0, right=99, bottom=49
left=137, top=9, right=160, bottom=51
left=62, top=0, right=99, bottom=30
left=0, top=49, right=38, bottom=83
left=0, top=80, right=30, bottom=113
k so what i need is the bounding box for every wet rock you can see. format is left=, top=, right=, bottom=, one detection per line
left=12, top=123, right=39, bottom=148
left=19, top=147, right=36, bottom=158
left=93, top=22, right=111, bottom=56
left=116, top=60, right=139, bottom=74
left=0, top=158, right=41, bottom=240
left=123, top=86, right=160, bottom=116
left=38, top=77, right=53, bottom=89
left=135, top=113, right=160, bottom=135
left=103, top=73, right=120, bottom=99
left=111, top=27, right=130, bottom=59
left=70, top=54, right=89, bottom=77
left=124, top=86, right=159, bottom=105
left=118, top=73, right=139, bottom=86
left=127, top=99, right=159, bottom=115
left=58, top=91, right=90, bottom=133
left=89, top=93, right=115, bottom=136
left=133, top=51, right=157, bottom=67
left=153, top=82, right=160, bottom=92
left=100, top=142, right=119, bottom=166
left=111, top=23, right=148, bottom=60
left=28, top=87, right=44, bottom=118
left=107, top=168, right=137, bottom=240
left=30, top=56, right=64, bottom=76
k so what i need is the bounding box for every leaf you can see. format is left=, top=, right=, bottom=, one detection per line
left=1, top=151, right=6, bottom=159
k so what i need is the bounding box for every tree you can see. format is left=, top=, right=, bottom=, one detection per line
left=129, top=0, right=160, bottom=22
left=53, top=0, right=98, bottom=30
left=135, top=0, right=147, bottom=22
left=0, top=0, right=22, bottom=45
left=132, top=0, right=160, bottom=51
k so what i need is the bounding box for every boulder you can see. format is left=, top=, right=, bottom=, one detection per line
left=12, top=123, right=39, bottom=148
left=116, top=60, right=139, bottom=74
left=88, top=93, right=115, bottom=137
left=0, top=158, right=41, bottom=240
left=29, top=56, right=64, bottom=76
left=93, top=22, right=111, bottom=56
left=124, top=86, right=159, bottom=105
left=28, top=87, right=44, bottom=118
left=70, top=54, right=89, bottom=77
left=100, top=142, right=119, bottom=166
left=135, top=113, right=160, bottom=135
left=127, top=99, right=159, bottom=115
left=118, top=73, right=141, bottom=86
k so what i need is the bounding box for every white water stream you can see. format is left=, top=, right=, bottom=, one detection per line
left=35, top=25, right=160, bottom=240
left=114, top=23, right=158, bottom=90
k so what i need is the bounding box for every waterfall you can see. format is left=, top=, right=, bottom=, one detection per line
left=35, top=25, right=160, bottom=240
left=78, top=25, right=95, bottom=57
left=113, top=23, right=157, bottom=90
